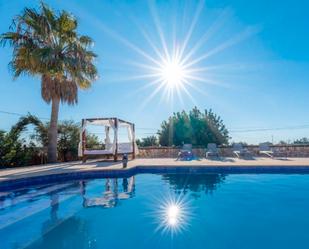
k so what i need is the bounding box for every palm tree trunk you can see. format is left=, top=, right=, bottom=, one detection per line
left=47, top=98, right=60, bottom=163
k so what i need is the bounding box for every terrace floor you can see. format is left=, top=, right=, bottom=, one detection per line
left=2, top=157, right=309, bottom=183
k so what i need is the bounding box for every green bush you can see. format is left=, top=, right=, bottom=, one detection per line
left=136, top=135, right=159, bottom=147
left=158, top=107, right=229, bottom=146
left=0, top=115, right=44, bottom=167
left=0, top=115, right=101, bottom=166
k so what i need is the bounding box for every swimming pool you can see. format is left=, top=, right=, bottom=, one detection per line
left=1, top=173, right=309, bottom=249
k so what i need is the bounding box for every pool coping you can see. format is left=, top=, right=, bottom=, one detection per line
left=2, top=164, right=309, bottom=191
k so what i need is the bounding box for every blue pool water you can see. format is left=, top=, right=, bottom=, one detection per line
left=1, top=173, right=309, bottom=249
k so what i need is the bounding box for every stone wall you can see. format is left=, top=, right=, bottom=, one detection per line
left=137, top=145, right=309, bottom=158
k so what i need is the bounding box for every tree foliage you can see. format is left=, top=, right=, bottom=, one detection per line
left=293, top=137, right=309, bottom=145
left=158, top=107, right=229, bottom=146
left=0, top=115, right=44, bottom=167
left=0, top=115, right=100, bottom=166
left=136, top=135, right=159, bottom=147
left=34, top=120, right=100, bottom=161
left=85, top=134, right=101, bottom=149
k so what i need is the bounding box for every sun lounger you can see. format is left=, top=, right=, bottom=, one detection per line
left=259, top=143, right=274, bottom=158
left=259, top=143, right=287, bottom=159
left=232, top=143, right=252, bottom=158
left=177, top=144, right=194, bottom=161
left=206, top=143, right=220, bottom=158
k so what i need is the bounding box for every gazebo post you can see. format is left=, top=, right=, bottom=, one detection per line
left=114, top=118, right=118, bottom=162
left=132, top=123, right=136, bottom=159
left=82, top=119, right=87, bottom=163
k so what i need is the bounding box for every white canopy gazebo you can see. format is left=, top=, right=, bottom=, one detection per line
left=78, top=118, right=138, bottom=162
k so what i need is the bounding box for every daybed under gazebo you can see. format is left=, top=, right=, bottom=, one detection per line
left=78, top=118, right=137, bottom=162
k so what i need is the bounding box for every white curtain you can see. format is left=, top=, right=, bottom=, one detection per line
left=78, top=121, right=87, bottom=157
left=126, top=125, right=139, bottom=155
left=109, top=119, right=117, bottom=154
left=105, top=126, right=110, bottom=144
left=126, top=126, right=133, bottom=142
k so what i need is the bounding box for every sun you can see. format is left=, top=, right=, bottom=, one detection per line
left=159, top=58, right=186, bottom=88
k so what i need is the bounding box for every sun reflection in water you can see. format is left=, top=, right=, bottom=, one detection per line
left=154, top=195, right=191, bottom=235
left=166, top=204, right=181, bottom=226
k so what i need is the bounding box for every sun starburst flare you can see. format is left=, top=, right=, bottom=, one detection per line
left=81, top=0, right=259, bottom=109
left=123, top=1, right=258, bottom=109
left=152, top=194, right=192, bottom=236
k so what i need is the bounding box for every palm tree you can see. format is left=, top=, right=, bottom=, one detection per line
left=0, top=2, right=97, bottom=162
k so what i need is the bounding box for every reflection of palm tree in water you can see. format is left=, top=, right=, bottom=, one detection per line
left=27, top=217, right=94, bottom=249
left=24, top=184, right=94, bottom=249
left=80, top=180, right=87, bottom=207
left=37, top=192, right=61, bottom=240
left=80, top=181, right=86, bottom=196
left=50, top=192, right=59, bottom=222
left=80, top=176, right=135, bottom=208
left=0, top=195, right=6, bottom=210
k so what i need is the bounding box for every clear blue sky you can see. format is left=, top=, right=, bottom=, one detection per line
left=0, top=0, right=309, bottom=144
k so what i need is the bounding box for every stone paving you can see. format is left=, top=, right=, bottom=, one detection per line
left=2, top=157, right=309, bottom=183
